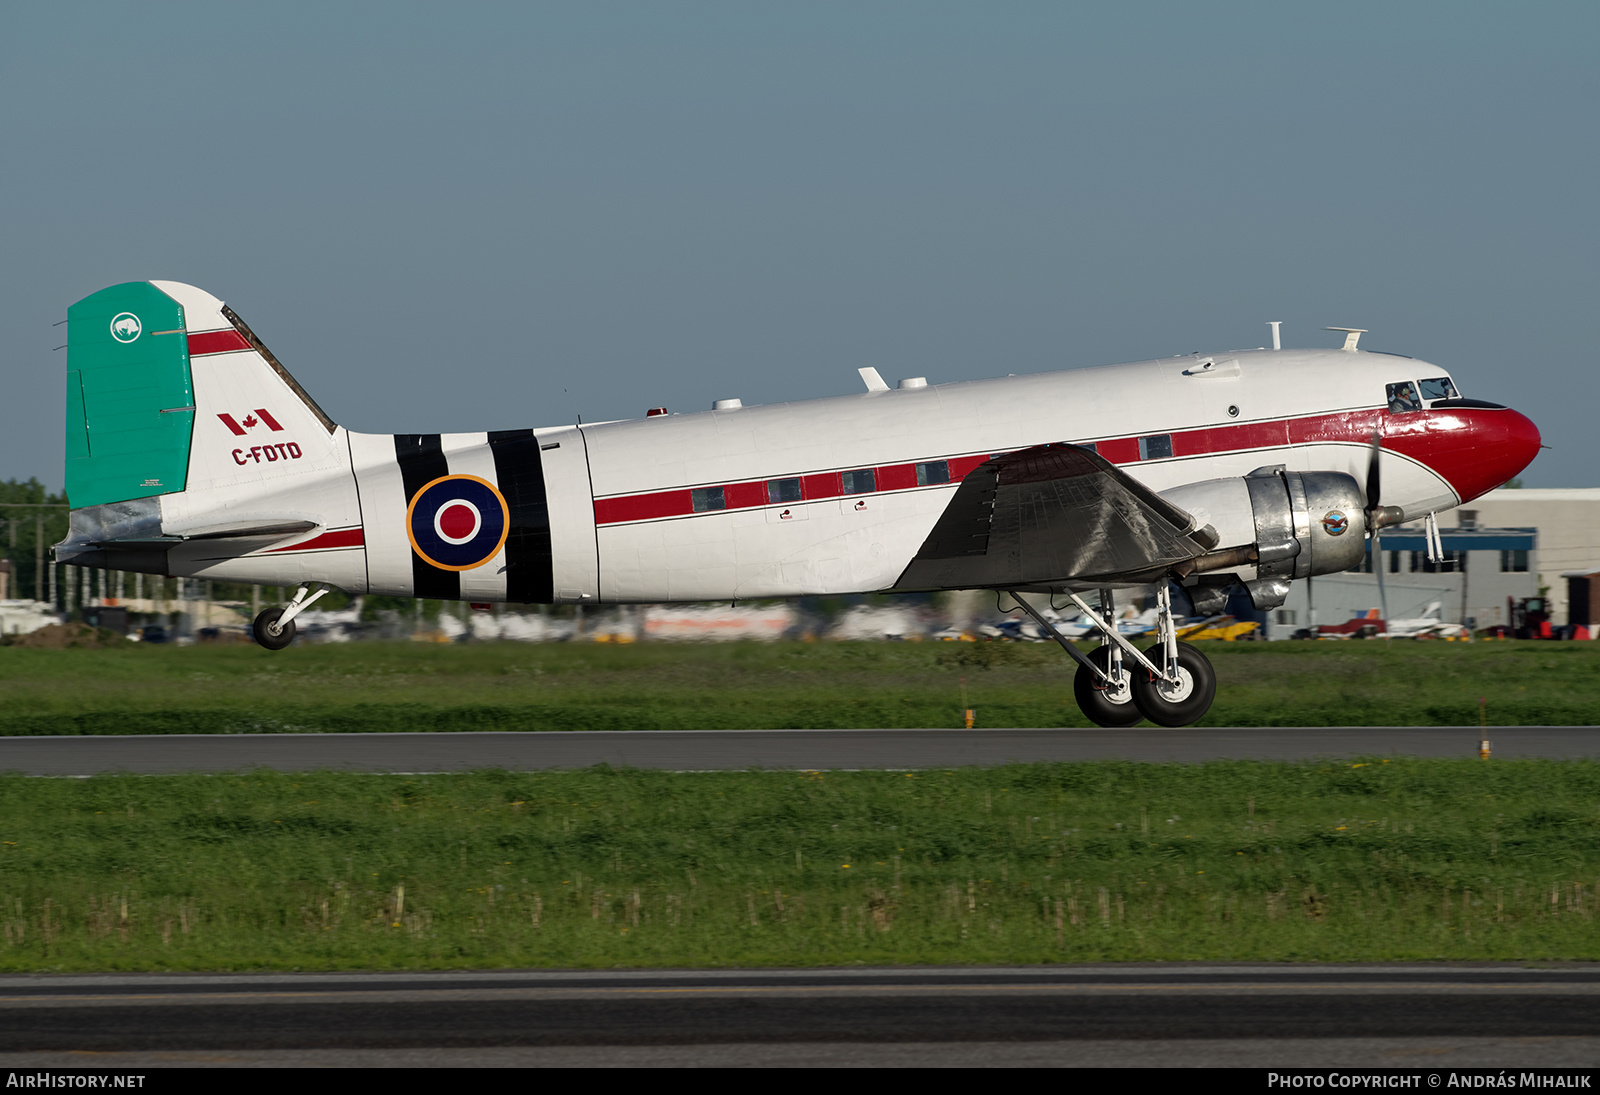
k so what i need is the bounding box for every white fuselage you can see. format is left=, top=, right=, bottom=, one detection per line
left=165, top=347, right=1475, bottom=603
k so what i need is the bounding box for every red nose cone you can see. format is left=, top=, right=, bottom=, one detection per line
left=1384, top=406, right=1541, bottom=504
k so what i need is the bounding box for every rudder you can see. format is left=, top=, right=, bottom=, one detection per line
left=65, top=282, right=195, bottom=508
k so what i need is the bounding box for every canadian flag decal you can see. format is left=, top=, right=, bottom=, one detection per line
left=217, top=408, right=285, bottom=436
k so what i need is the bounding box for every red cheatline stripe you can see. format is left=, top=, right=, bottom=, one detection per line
left=187, top=329, right=252, bottom=356
left=265, top=528, right=365, bottom=553
left=592, top=453, right=994, bottom=526
left=590, top=406, right=1507, bottom=527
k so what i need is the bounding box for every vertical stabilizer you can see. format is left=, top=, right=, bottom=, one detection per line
left=58, top=281, right=365, bottom=589
left=65, top=282, right=195, bottom=507
left=148, top=281, right=342, bottom=498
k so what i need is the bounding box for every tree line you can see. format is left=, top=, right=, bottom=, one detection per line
left=0, top=478, right=70, bottom=602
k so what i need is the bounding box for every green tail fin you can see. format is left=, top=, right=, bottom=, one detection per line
left=65, top=282, right=195, bottom=508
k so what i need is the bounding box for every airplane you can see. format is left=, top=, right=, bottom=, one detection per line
left=1313, top=602, right=1470, bottom=641
left=1386, top=601, right=1471, bottom=640
left=983, top=605, right=1162, bottom=643
left=1310, top=607, right=1388, bottom=639
left=53, top=281, right=1541, bottom=727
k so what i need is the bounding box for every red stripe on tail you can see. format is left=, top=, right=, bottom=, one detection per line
left=187, top=329, right=252, bottom=356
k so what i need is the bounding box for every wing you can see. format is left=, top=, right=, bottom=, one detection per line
left=893, top=443, right=1217, bottom=592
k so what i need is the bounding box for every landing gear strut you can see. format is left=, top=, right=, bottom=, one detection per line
left=251, top=583, right=332, bottom=651
left=1006, top=584, right=1216, bottom=728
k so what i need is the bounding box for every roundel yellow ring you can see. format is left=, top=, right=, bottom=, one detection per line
left=405, top=474, right=511, bottom=572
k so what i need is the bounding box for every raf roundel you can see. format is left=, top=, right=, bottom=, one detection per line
left=405, top=474, right=510, bottom=571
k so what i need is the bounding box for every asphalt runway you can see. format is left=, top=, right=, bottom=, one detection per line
left=0, top=966, right=1597, bottom=1067
left=0, top=727, right=1597, bottom=776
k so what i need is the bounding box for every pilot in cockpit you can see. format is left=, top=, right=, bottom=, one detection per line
left=1386, top=381, right=1421, bottom=413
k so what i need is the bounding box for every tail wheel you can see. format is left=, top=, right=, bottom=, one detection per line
left=252, top=607, right=297, bottom=651
left=1072, top=645, right=1143, bottom=727
left=1129, top=641, right=1215, bottom=727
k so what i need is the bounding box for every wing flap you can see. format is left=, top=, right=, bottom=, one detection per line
left=895, top=444, right=1210, bottom=591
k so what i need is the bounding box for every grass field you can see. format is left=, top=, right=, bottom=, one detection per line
left=2, top=760, right=1598, bottom=970
left=0, top=639, right=1595, bottom=734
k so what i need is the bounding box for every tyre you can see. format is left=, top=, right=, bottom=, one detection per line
left=252, top=607, right=297, bottom=650
left=1129, top=641, right=1215, bottom=727
left=1072, top=645, right=1143, bottom=727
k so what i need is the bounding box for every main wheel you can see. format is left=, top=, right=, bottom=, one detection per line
left=1129, top=641, right=1215, bottom=727
left=252, top=607, right=297, bottom=650
left=1073, top=645, right=1143, bottom=727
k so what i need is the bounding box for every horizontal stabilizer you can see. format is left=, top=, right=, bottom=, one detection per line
left=894, top=443, right=1211, bottom=591
left=84, top=520, right=319, bottom=550
left=161, top=520, right=319, bottom=542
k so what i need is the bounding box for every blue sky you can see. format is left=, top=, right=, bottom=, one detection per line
left=3, top=1, right=1594, bottom=488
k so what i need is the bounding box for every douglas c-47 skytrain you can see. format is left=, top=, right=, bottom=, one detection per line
left=55, top=281, right=1541, bottom=727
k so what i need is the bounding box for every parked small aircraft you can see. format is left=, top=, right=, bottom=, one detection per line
left=1311, top=602, right=1470, bottom=640
left=1311, top=607, right=1388, bottom=639
left=55, top=282, right=1540, bottom=726
left=983, top=606, right=1163, bottom=643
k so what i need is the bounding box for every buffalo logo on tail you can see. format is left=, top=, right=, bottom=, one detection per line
left=109, top=313, right=141, bottom=342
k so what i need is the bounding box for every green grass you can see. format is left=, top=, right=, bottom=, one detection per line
left=2, top=760, right=1599, bottom=970
left=0, top=639, right=1595, bottom=734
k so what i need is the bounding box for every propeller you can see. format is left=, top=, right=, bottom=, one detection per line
left=1364, top=424, right=1403, bottom=635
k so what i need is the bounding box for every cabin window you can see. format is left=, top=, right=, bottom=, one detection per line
left=767, top=478, right=802, bottom=504
left=1386, top=381, right=1421, bottom=413
left=1138, top=434, right=1173, bottom=460
left=841, top=469, right=876, bottom=494
left=916, top=460, right=949, bottom=486
left=1419, top=376, right=1459, bottom=401
left=691, top=486, right=726, bottom=512
left=1501, top=549, right=1529, bottom=573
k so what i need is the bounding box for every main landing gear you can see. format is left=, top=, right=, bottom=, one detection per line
left=1008, top=585, right=1216, bottom=728
left=251, top=583, right=332, bottom=650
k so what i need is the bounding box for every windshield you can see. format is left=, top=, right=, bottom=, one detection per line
left=1419, top=376, right=1459, bottom=401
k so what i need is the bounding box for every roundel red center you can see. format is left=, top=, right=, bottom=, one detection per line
left=438, top=503, right=477, bottom=540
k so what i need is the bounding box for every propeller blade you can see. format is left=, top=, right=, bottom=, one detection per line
left=1365, top=425, right=1383, bottom=512
left=1364, top=421, right=1405, bottom=532
left=1373, top=529, right=1390, bottom=641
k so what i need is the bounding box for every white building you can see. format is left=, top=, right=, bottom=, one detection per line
left=1265, top=522, right=1539, bottom=636
left=1460, top=489, right=1600, bottom=626
left=1264, top=487, right=1600, bottom=635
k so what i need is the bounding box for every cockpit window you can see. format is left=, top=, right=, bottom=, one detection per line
left=1419, top=376, right=1459, bottom=401
left=1386, top=381, right=1421, bottom=413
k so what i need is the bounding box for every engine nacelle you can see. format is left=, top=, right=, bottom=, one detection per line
left=1160, top=466, right=1368, bottom=610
